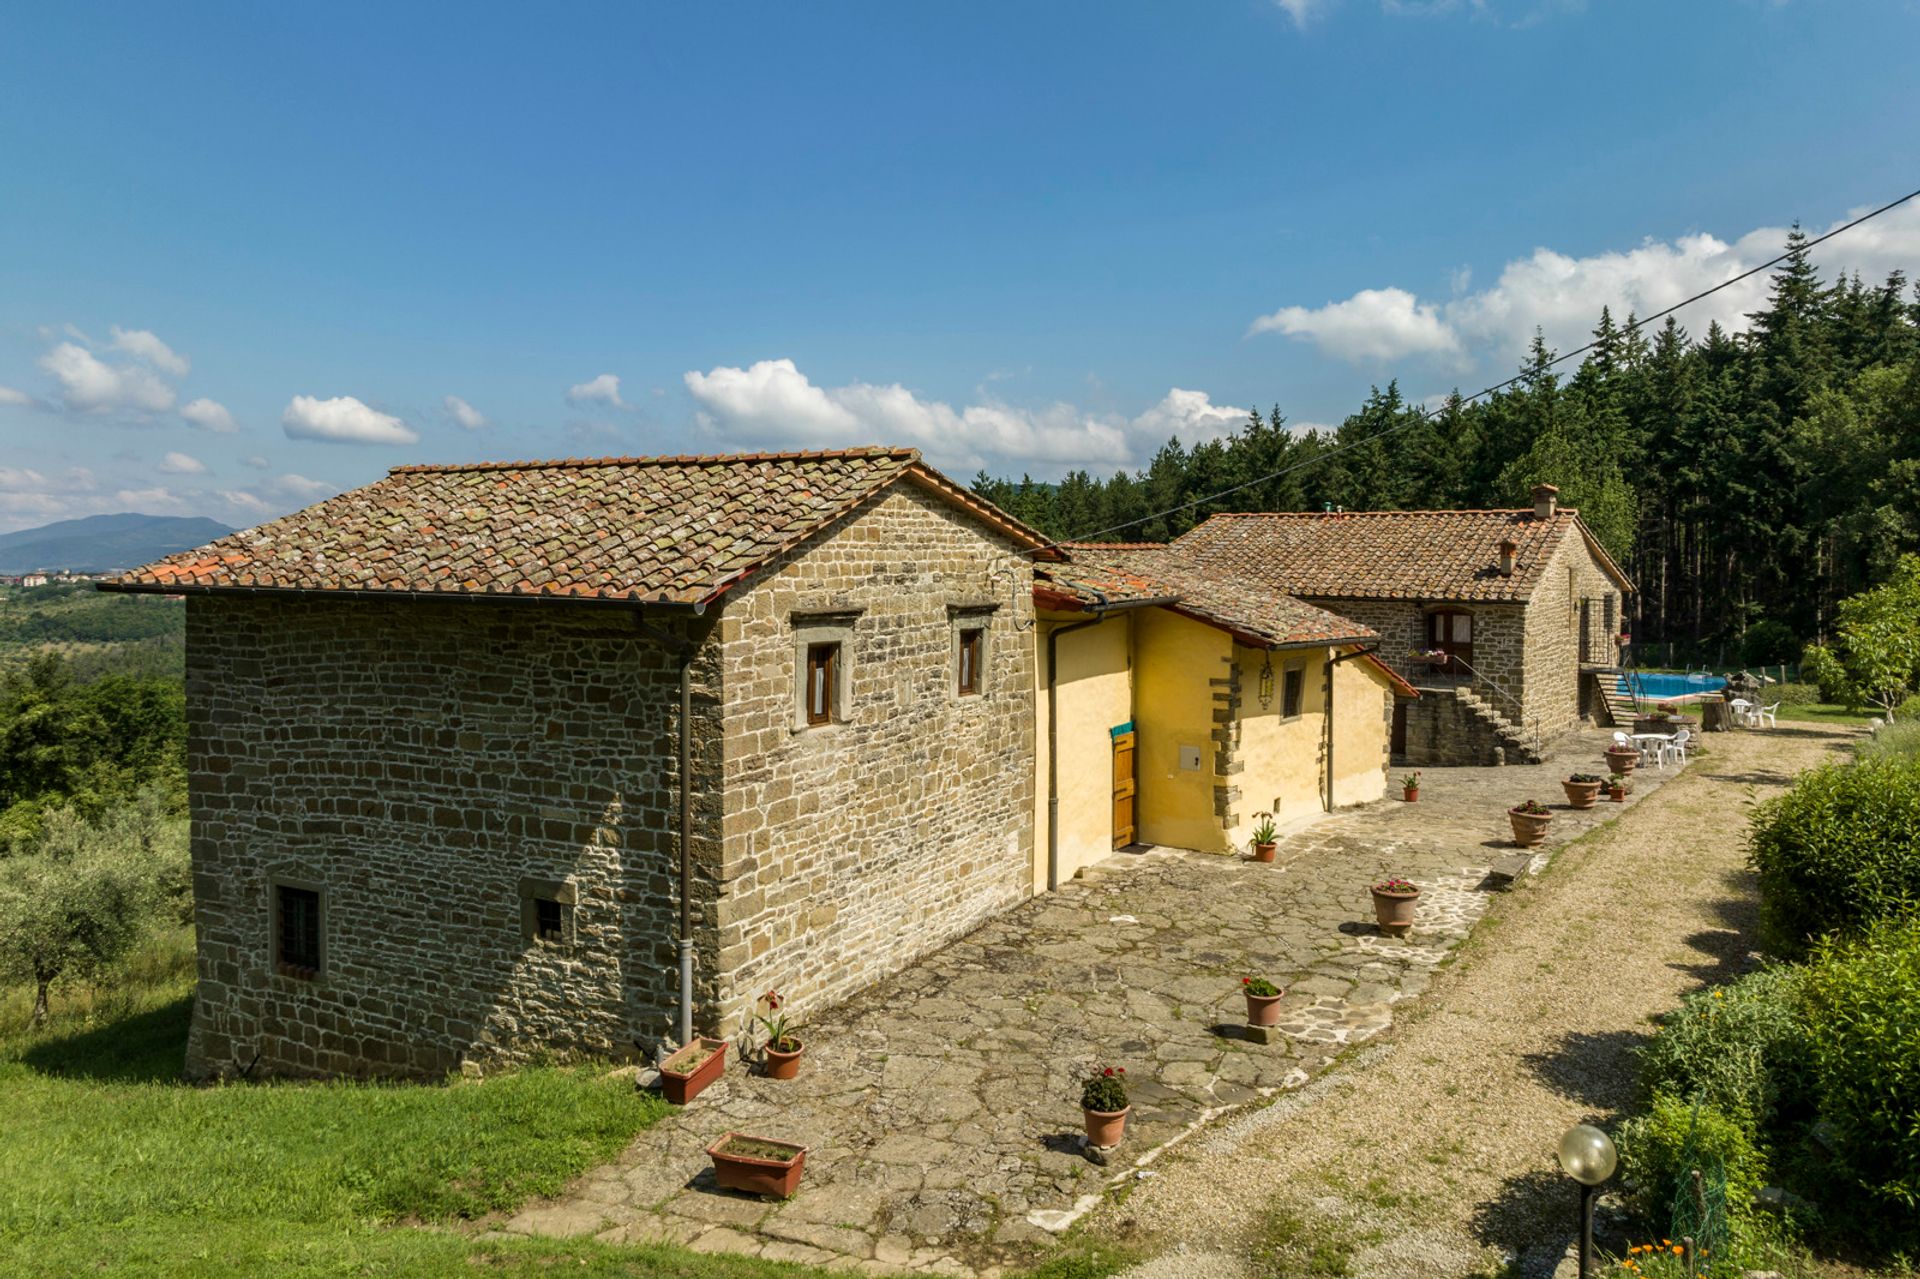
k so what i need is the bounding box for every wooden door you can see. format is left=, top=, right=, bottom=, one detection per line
left=1111, top=730, right=1136, bottom=848
left=1426, top=610, right=1473, bottom=674
left=1391, top=699, right=1408, bottom=756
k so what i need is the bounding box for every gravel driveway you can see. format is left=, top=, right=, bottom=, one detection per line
left=1106, top=722, right=1853, bottom=1279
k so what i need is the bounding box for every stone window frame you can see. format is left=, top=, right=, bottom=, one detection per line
left=518, top=876, right=578, bottom=949
left=790, top=612, right=861, bottom=731
left=947, top=603, right=999, bottom=700
left=269, top=874, right=327, bottom=982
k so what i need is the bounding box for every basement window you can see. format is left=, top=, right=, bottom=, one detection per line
left=274, top=883, right=323, bottom=979
left=519, top=877, right=577, bottom=948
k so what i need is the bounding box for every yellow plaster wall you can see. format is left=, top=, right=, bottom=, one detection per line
left=1133, top=609, right=1232, bottom=852
left=1032, top=614, right=1135, bottom=890
left=1233, top=648, right=1393, bottom=842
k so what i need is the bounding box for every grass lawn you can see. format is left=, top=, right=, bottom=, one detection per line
left=1775, top=702, right=1879, bottom=726
left=0, top=929, right=835, bottom=1278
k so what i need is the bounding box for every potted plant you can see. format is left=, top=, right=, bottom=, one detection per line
left=1409, top=647, right=1450, bottom=669
left=1401, top=771, right=1421, bottom=802
left=1561, top=772, right=1604, bottom=809
left=1369, top=877, right=1419, bottom=937
left=1605, top=743, right=1639, bottom=776
left=755, top=988, right=804, bottom=1081
left=1248, top=811, right=1278, bottom=863
left=1242, top=975, right=1284, bottom=1026
left=1608, top=777, right=1628, bottom=802
left=1081, top=1065, right=1130, bottom=1149
left=706, top=1132, right=807, bottom=1198
left=1508, top=799, right=1553, bottom=847
left=658, top=1036, right=728, bottom=1105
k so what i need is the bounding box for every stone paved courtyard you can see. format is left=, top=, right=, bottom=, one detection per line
left=499, top=728, right=1681, bottom=1275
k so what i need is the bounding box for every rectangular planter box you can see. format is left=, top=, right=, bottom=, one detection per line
left=658, top=1037, right=727, bottom=1105
left=706, top=1132, right=807, bottom=1198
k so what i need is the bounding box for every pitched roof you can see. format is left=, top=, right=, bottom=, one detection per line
left=104, top=447, right=1054, bottom=607
left=1170, top=509, right=1633, bottom=603
left=1039, top=543, right=1378, bottom=649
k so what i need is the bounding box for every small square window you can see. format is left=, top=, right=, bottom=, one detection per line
left=276, top=884, right=321, bottom=978
left=533, top=897, right=564, bottom=943
left=1282, top=668, right=1304, bottom=719
left=519, top=877, right=577, bottom=948
left=805, top=642, right=839, bottom=725
left=958, top=628, right=983, bottom=695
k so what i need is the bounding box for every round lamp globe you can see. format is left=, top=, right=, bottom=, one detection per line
left=1557, top=1124, right=1617, bottom=1186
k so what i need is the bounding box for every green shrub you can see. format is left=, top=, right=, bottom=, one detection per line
left=1801, top=920, right=1920, bottom=1211
left=1618, top=1095, right=1768, bottom=1228
left=1898, top=692, right=1920, bottom=722
left=1799, top=643, right=1852, bottom=703
left=1638, top=967, right=1812, bottom=1133
left=1860, top=719, right=1920, bottom=765
left=1770, top=681, right=1821, bottom=707
left=1747, top=756, right=1920, bottom=958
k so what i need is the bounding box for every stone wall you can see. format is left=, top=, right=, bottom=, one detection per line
left=1303, top=597, right=1530, bottom=732
left=1524, top=533, right=1625, bottom=740
left=708, top=484, right=1037, bottom=1040
left=182, top=595, right=721, bottom=1080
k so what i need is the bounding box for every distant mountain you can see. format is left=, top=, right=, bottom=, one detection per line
left=0, top=513, right=235, bottom=574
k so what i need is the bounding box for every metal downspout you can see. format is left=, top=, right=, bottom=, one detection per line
left=1046, top=614, right=1106, bottom=893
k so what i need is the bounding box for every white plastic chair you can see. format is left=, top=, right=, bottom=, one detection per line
left=1729, top=697, right=1753, bottom=726
left=1659, top=728, right=1692, bottom=768
left=1756, top=701, right=1779, bottom=729
left=1612, top=730, right=1631, bottom=750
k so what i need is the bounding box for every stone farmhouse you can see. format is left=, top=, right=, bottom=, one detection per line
left=1171, top=484, right=1635, bottom=766
left=107, top=447, right=1602, bottom=1080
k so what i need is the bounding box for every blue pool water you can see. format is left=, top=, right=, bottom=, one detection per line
left=1617, top=672, right=1727, bottom=700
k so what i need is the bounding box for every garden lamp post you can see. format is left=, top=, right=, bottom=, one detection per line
left=1558, top=1123, right=1617, bottom=1279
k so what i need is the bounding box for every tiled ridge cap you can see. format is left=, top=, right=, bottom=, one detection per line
left=389, top=445, right=920, bottom=475
left=1199, top=507, right=1579, bottom=519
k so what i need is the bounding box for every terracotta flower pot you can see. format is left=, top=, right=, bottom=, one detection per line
left=1244, top=989, right=1284, bottom=1027
left=1370, top=886, right=1419, bottom=937
left=763, top=1038, right=804, bottom=1081
left=1605, top=747, right=1639, bottom=777
left=658, top=1036, right=727, bottom=1105
left=1082, top=1105, right=1129, bottom=1149
left=1508, top=806, right=1552, bottom=847
left=1561, top=779, right=1602, bottom=809
left=1609, top=784, right=1627, bottom=803
left=1403, top=788, right=1419, bottom=803
left=1251, top=841, right=1277, bottom=863
left=706, top=1132, right=806, bottom=1198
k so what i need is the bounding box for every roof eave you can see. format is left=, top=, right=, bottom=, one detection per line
left=94, top=580, right=704, bottom=611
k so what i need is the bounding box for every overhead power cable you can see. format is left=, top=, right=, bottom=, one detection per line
left=1031, top=183, right=1920, bottom=554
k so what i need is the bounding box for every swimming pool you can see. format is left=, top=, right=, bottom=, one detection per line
left=1616, top=672, right=1727, bottom=700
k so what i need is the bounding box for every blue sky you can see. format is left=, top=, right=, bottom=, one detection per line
left=2, top=0, right=1917, bottom=532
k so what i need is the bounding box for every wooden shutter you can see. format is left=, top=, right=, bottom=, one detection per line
left=806, top=643, right=836, bottom=725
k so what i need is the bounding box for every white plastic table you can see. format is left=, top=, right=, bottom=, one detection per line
left=1630, top=731, right=1676, bottom=766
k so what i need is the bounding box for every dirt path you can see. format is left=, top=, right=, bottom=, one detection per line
left=1108, top=723, right=1853, bottom=1279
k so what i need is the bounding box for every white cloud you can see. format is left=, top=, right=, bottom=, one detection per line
left=566, top=373, right=625, bottom=408
left=277, top=474, right=334, bottom=499
left=38, top=341, right=177, bottom=413
left=158, top=451, right=206, bottom=475
left=243, top=455, right=270, bottom=470
left=1129, top=388, right=1252, bottom=447
left=685, top=357, right=1234, bottom=474
left=1250, top=287, right=1465, bottom=364
left=180, top=397, right=237, bottom=432
left=444, top=394, right=487, bottom=430
left=281, top=394, right=419, bottom=445
left=115, top=486, right=182, bottom=510
left=1250, top=200, right=1920, bottom=370
left=0, top=467, right=48, bottom=491
left=0, top=385, right=30, bottom=407
left=65, top=467, right=97, bottom=490
left=219, top=490, right=271, bottom=515
left=109, top=326, right=190, bottom=377
left=1274, top=0, right=1326, bottom=24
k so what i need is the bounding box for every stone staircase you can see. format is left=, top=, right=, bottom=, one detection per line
left=1588, top=670, right=1637, bottom=727
left=1454, top=686, right=1543, bottom=764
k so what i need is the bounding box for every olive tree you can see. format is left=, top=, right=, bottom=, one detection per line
left=0, top=808, right=153, bottom=1024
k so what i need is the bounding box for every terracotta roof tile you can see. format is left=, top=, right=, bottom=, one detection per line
left=1171, top=509, right=1632, bottom=602
left=1040, top=544, right=1377, bottom=648
left=107, top=447, right=1052, bottom=605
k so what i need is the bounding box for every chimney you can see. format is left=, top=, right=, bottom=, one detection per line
left=1531, top=483, right=1560, bottom=520
left=1497, top=538, right=1518, bottom=577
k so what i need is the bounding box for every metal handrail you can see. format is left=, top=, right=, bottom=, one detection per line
left=1439, top=653, right=1543, bottom=757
